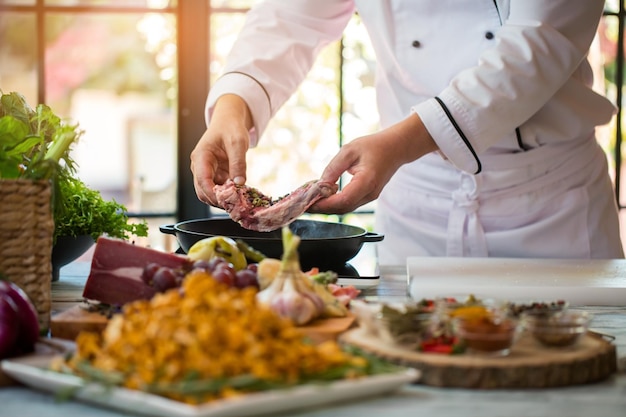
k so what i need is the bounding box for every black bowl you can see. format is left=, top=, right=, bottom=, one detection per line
left=52, top=235, right=94, bottom=281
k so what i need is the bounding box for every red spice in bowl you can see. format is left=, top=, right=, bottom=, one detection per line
left=451, top=304, right=519, bottom=356
left=454, top=316, right=519, bottom=355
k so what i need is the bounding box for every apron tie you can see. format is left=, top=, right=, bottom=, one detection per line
left=446, top=175, right=488, bottom=257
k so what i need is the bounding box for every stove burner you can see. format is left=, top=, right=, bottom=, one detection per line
left=336, top=263, right=360, bottom=278
left=315, top=259, right=379, bottom=280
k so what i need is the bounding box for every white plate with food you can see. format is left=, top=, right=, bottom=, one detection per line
left=2, top=355, right=419, bottom=417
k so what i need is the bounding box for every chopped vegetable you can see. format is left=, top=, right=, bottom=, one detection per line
left=308, top=269, right=338, bottom=285
left=56, top=271, right=385, bottom=404
left=235, top=239, right=266, bottom=263
left=419, top=336, right=463, bottom=354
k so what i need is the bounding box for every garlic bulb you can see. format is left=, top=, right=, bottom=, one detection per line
left=270, top=276, right=320, bottom=325
left=255, top=227, right=325, bottom=325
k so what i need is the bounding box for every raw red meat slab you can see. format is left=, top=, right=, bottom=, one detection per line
left=82, top=236, right=188, bottom=306
left=214, top=179, right=338, bottom=232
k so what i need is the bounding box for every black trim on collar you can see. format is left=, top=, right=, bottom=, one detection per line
left=221, top=71, right=272, bottom=113
left=434, top=96, right=482, bottom=174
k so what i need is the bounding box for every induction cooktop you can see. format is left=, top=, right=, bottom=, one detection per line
left=335, top=243, right=380, bottom=289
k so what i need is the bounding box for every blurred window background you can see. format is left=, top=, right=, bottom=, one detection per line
left=0, top=1, right=625, bottom=252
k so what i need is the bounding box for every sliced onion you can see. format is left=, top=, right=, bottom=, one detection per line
left=0, top=296, right=19, bottom=359
left=0, top=281, right=40, bottom=352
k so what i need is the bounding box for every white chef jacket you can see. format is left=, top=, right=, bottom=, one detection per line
left=205, top=0, right=624, bottom=263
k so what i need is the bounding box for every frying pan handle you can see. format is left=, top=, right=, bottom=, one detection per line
left=362, top=232, right=384, bottom=243
left=159, top=224, right=176, bottom=235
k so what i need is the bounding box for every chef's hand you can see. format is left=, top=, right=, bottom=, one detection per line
left=191, top=94, right=253, bottom=206
left=310, top=113, right=438, bottom=214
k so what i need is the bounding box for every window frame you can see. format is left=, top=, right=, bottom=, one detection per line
left=604, top=3, right=626, bottom=207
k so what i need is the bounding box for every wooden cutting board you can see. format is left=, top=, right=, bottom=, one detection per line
left=51, top=304, right=356, bottom=344
left=50, top=304, right=109, bottom=340
left=340, top=327, right=617, bottom=389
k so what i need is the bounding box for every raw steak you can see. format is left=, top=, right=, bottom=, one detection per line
left=214, top=179, right=338, bottom=232
left=82, top=236, right=189, bottom=306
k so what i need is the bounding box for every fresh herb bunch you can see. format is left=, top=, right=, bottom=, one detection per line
left=55, top=176, right=148, bottom=241
left=0, top=91, right=148, bottom=242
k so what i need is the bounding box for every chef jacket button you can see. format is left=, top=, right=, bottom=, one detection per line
left=485, top=31, right=494, bottom=40
left=411, top=40, right=421, bottom=48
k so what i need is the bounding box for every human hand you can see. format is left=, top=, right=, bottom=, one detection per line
left=190, top=95, right=253, bottom=206
left=309, top=113, right=438, bottom=214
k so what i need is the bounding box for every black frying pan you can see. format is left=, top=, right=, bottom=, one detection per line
left=160, top=218, right=384, bottom=270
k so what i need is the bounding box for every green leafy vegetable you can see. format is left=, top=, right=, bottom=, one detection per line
left=0, top=91, right=148, bottom=242
left=54, top=176, right=148, bottom=241
left=0, top=91, right=77, bottom=180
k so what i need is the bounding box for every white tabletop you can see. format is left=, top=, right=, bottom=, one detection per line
left=1, top=261, right=625, bottom=417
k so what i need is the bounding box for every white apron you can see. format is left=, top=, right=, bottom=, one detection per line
left=357, top=0, right=624, bottom=264
left=375, top=137, right=624, bottom=264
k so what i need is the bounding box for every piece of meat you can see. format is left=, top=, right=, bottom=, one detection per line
left=214, top=179, right=338, bottom=232
left=82, top=236, right=189, bottom=306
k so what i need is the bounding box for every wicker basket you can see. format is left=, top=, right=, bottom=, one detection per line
left=0, top=179, right=54, bottom=331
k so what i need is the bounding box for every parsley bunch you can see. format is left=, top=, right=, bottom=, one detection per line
left=54, top=176, right=148, bottom=241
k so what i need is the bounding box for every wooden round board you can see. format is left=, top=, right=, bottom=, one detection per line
left=339, top=328, right=617, bottom=389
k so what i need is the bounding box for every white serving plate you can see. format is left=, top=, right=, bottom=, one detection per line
left=2, top=355, right=419, bottom=417
left=407, top=257, right=626, bottom=306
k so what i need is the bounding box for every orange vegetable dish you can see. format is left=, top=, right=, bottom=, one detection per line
left=54, top=270, right=368, bottom=404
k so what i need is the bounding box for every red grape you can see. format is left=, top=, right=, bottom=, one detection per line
left=141, top=263, right=161, bottom=285
left=235, top=269, right=259, bottom=289
left=213, top=262, right=235, bottom=286
left=152, top=267, right=179, bottom=292
left=192, top=259, right=211, bottom=271
left=206, top=257, right=227, bottom=272
left=143, top=256, right=259, bottom=293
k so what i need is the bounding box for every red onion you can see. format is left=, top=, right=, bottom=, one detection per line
left=0, top=281, right=40, bottom=355
left=0, top=296, right=19, bottom=359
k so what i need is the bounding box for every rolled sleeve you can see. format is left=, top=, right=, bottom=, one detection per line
left=413, top=95, right=482, bottom=174
left=205, top=72, right=272, bottom=148
left=411, top=0, right=608, bottom=176
left=204, top=0, right=354, bottom=148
